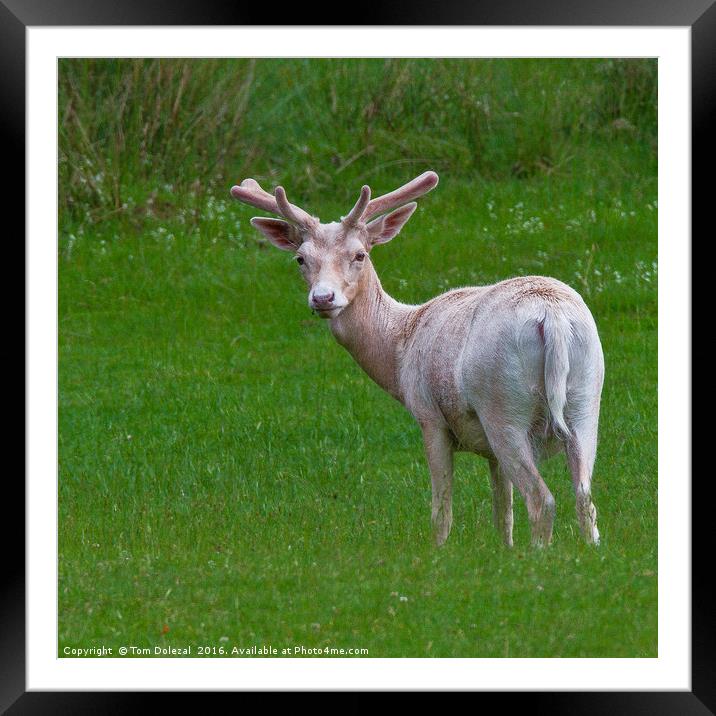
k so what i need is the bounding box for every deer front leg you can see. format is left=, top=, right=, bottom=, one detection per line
left=421, top=423, right=454, bottom=546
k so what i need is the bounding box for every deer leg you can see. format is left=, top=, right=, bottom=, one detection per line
left=507, top=453, right=555, bottom=547
left=421, top=423, right=454, bottom=546
left=488, top=459, right=514, bottom=547
left=484, top=424, right=555, bottom=547
left=565, top=421, right=601, bottom=545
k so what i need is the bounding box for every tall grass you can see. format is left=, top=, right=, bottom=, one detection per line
left=59, top=58, right=657, bottom=226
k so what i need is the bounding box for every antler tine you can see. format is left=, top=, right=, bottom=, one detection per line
left=274, top=186, right=314, bottom=228
left=231, top=179, right=314, bottom=228
left=363, top=171, right=439, bottom=222
left=342, top=185, right=371, bottom=226
left=230, top=178, right=280, bottom=214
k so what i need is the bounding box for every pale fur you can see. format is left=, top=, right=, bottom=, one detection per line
left=231, top=173, right=605, bottom=547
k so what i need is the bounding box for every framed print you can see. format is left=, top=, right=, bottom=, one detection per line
left=9, top=0, right=707, bottom=710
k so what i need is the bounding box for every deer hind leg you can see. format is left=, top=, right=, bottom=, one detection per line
left=565, top=419, right=600, bottom=545
left=488, top=459, right=514, bottom=547
left=421, top=423, right=454, bottom=546
left=484, top=424, right=555, bottom=547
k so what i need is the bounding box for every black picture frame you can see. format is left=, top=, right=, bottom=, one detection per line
left=7, top=0, right=706, bottom=711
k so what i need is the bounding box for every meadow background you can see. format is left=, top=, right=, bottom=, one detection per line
left=59, top=58, right=657, bottom=657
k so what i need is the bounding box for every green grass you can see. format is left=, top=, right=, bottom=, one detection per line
left=58, top=58, right=657, bottom=658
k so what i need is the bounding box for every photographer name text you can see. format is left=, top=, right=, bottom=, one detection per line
left=62, top=644, right=368, bottom=657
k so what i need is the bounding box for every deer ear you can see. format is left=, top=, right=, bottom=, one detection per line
left=366, top=203, right=417, bottom=246
left=250, top=217, right=300, bottom=251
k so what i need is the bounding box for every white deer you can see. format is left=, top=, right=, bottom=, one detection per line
left=230, top=171, right=604, bottom=547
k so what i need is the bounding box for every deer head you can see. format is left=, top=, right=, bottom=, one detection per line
left=230, top=171, right=439, bottom=318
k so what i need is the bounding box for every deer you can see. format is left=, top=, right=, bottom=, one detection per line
left=230, top=171, right=604, bottom=547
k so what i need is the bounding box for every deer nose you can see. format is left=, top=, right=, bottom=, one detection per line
left=312, top=288, right=335, bottom=307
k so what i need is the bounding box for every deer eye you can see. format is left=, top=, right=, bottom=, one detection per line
left=295, top=256, right=305, bottom=266
left=353, top=251, right=366, bottom=262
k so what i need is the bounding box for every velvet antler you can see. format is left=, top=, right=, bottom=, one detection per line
left=230, top=178, right=315, bottom=228
left=360, top=171, right=439, bottom=223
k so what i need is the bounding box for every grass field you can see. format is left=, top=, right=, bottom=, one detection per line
left=58, top=59, right=657, bottom=658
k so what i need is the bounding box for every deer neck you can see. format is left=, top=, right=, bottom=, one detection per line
left=329, top=263, right=411, bottom=401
